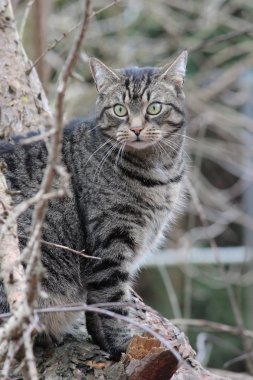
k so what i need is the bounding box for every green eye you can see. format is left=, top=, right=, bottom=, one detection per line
left=114, top=104, right=128, bottom=117
left=147, top=102, right=162, bottom=115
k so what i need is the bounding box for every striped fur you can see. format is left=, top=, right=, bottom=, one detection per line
left=0, top=52, right=188, bottom=358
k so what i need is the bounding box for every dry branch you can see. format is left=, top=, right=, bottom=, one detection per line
left=186, top=178, right=253, bottom=374
left=55, top=0, right=91, bottom=148
left=170, top=319, right=253, bottom=339
left=27, top=0, right=122, bottom=74
left=0, top=169, right=25, bottom=313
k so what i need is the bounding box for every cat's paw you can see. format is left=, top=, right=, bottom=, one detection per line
left=86, top=311, right=132, bottom=360
left=35, top=332, right=64, bottom=348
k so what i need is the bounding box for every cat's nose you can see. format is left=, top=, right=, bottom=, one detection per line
left=131, top=127, right=142, bottom=136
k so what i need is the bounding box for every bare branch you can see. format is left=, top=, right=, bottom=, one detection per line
left=19, top=0, right=36, bottom=39
left=186, top=177, right=253, bottom=373
left=190, top=26, right=253, bottom=53
left=26, top=0, right=121, bottom=74
left=171, top=318, right=253, bottom=339
left=19, top=235, right=101, bottom=260
left=0, top=169, right=25, bottom=314
left=55, top=0, right=91, bottom=145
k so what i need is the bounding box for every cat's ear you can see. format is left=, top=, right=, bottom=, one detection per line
left=160, top=50, right=188, bottom=89
left=89, top=57, right=121, bottom=93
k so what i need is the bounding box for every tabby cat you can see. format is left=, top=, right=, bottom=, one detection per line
left=0, top=51, right=188, bottom=358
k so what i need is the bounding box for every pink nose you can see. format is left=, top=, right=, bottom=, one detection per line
left=131, top=127, right=142, bottom=136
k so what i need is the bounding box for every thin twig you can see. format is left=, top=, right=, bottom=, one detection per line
left=35, top=302, right=192, bottom=371
left=22, top=316, right=40, bottom=380
left=40, top=239, right=100, bottom=260
left=190, top=26, right=253, bottom=53
left=26, top=0, right=122, bottom=74
left=157, top=265, right=182, bottom=319
left=21, top=129, right=55, bottom=145
left=1, top=341, right=15, bottom=380
left=170, top=318, right=253, bottom=339
left=19, top=0, right=36, bottom=39
left=186, top=177, right=253, bottom=373
left=18, top=234, right=101, bottom=260
left=0, top=181, right=25, bottom=311
left=31, top=0, right=46, bottom=86
left=55, top=0, right=91, bottom=156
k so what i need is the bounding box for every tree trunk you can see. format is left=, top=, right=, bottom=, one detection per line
left=0, top=0, right=51, bottom=138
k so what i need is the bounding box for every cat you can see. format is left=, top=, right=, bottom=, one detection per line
left=0, top=50, right=188, bottom=359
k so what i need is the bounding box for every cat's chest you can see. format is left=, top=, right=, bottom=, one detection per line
left=132, top=180, right=183, bottom=270
left=131, top=207, right=168, bottom=273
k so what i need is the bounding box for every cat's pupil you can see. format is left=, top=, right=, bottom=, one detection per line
left=146, top=102, right=162, bottom=115
left=114, top=104, right=127, bottom=117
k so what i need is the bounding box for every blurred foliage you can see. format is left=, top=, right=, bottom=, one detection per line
left=137, top=266, right=249, bottom=372
left=11, top=0, right=253, bottom=373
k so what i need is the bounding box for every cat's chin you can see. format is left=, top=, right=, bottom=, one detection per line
left=124, top=140, right=156, bottom=150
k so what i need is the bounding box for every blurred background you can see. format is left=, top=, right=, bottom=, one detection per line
left=12, top=0, right=253, bottom=374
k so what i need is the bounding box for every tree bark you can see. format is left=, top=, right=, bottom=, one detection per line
left=1, top=293, right=228, bottom=380
left=0, top=0, right=51, bottom=138
left=31, top=294, right=231, bottom=380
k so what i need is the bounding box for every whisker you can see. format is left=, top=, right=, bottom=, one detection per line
left=160, top=139, right=191, bottom=162
left=155, top=142, right=164, bottom=158
left=87, top=125, right=98, bottom=134
left=85, top=138, right=113, bottom=167
left=182, top=134, right=197, bottom=142
left=114, top=143, right=124, bottom=171
left=159, top=136, right=185, bottom=149
left=157, top=141, right=172, bottom=161
left=160, top=130, right=197, bottom=142
left=159, top=139, right=181, bottom=155
left=120, top=142, right=126, bottom=164
left=93, top=142, right=119, bottom=181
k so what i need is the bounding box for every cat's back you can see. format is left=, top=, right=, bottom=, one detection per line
left=0, top=119, right=96, bottom=196
left=0, top=139, right=15, bottom=156
left=0, top=132, right=48, bottom=196
left=62, top=117, right=99, bottom=162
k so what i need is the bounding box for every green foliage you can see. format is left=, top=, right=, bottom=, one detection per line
left=129, top=14, right=166, bottom=39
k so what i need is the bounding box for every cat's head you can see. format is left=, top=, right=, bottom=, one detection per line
left=89, top=51, right=187, bottom=150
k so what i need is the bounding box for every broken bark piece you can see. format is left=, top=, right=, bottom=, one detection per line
left=126, top=348, right=178, bottom=380
left=126, top=333, right=162, bottom=360
left=131, top=291, right=196, bottom=361
left=85, top=359, right=111, bottom=370
left=124, top=333, right=178, bottom=379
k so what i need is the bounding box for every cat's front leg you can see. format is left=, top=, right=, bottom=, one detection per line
left=86, top=273, right=134, bottom=359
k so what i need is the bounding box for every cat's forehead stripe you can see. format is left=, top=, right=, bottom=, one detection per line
left=123, top=70, right=153, bottom=101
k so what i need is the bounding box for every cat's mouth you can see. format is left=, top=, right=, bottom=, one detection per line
left=116, top=130, right=160, bottom=149
left=125, top=139, right=157, bottom=149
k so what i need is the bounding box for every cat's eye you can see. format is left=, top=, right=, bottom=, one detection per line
left=114, top=104, right=128, bottom=117
left=147, top=102, right=162, bottom=115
